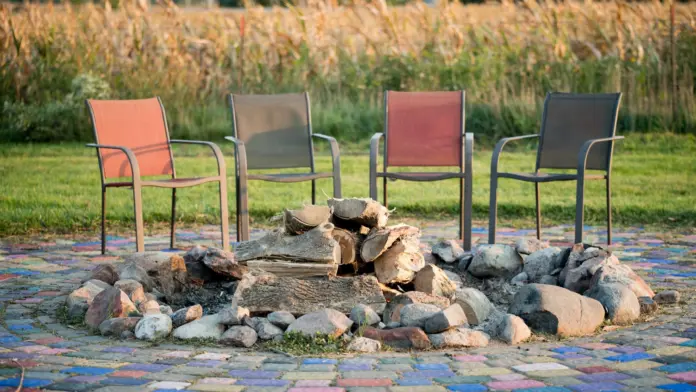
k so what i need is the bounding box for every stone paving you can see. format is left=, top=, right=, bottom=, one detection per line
left=1, top=222, right=695, bottom=392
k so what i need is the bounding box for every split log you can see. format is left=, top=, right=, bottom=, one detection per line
left=246, top=260, right=338, bottom=278
left=327, top=198, right=389, bottom=228
left=374, top=240, right=425, bottom=284
left=283, top=205, right=331, bottom=235
left=235, top=223, right=340, bottom=264
left=360, top=224, right=420, bottom=262
left=332, top=228, right=359, bottom=266
left=330, top=215, right=371, bottom=235
left=234, top=274, right=387, bottom=315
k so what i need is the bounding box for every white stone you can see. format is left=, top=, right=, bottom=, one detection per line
left=134, top=314, right=172, bottom=341
left=172, top=314, right=225, bottom=340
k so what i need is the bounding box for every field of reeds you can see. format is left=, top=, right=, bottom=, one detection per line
left=1, top=0, right=696, bottom=144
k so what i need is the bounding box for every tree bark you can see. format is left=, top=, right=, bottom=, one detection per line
left=235, top=223, right=340, bottom=264
left=373, top=240, right=425, bottom=284
left=327, top=198, right=389, bottom=228
left=284, top=205, right=331, bottom=235
left=234, top=274, right=387, bottom=315
left=246, top=260, right=338, bottom=278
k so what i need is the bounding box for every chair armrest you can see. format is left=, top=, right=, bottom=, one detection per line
left=224, top=136, right=248, bottom=177
left=312, top=134, right=340, bottom=160
left=491, top=134, right=539, bottom=175
left=86, top=143, right=141, bottom=179
left=170, top=140, right=226, bottom=177
left=370, top=132, right=384, bottom=170
left=577, top=136, right=625, bottom=174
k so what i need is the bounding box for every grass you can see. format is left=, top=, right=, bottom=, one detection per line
left=263, top=331, right=348, bottom=355
left=0, top=133, right=694, bottom=237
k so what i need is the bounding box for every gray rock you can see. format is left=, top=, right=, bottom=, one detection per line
left=382, top=291, right=450, bottom=324
left=457, top=254, right=473, bottom=272
left=287, top=309, right=353, bottom=338
left=511, top=272, right=529, bottom=286
left=172, top=314, right=225, bottom=340
left=114, top=279, right=147, bottom=305
left=84, top=279, right=112, bottom=290
left=98, top=317, right=141, bottom=336
left=443, top=270, right=464, bottom=291
left=135, top=314, right=173, bottom=341
left=350, top=304, right=381, bottom=326
left=160, top=305, right=173, bottom=315
left=509, top=284, right=605, bottom=337
left=184, top=245, right=208, bottom=263
left=539, top=275, right=558, bottom=286
left=560, top=245, right=618, bottom=293
left=347, top=337, right=381, bottom=353
left=515, top=238, right=549, bottom=255
left=431, top=240, right=465, bottom=263
left=468, top=244, right=522, bottom=278
left=428, top=327, right=489, bottom=348
left=399, top=303, right=441, bottom=328
left=66, top=281, right=106, bottom=319
left=413, top=265, right=456, bottom=299
left=203, top=248, right=247, bottom=279
left=218, top=302, right=250, bottom=325
left=523, top=247, right=564, bottom=283
left=424, top=304, right=467, bottom=334
left=267, top=311, right=296, bottom=330
left=119, top=262, right=154, bottom=292
left=654, top=290, right=680, bottom=304
left=590, top=263, right=655, bottom=298
left=454, top=288, right=493, bottom=325
left=255, top=318, right=284, bottom=340
left=121, top=252, right=188, bottom=297
left=586, top=283, right=640, bottom=325
left=385, top=322, right=401, bottom=329
left=220, top=325, right=257, bottom=347
left=496, top=314, right=531, bottom=344
left=121, top=330, right=134, bottom=339
left=171, top=305, right=203, bottom=328
left=378, top=322, right=386, bottom=329
left=638, top=296, right=659, bottom=315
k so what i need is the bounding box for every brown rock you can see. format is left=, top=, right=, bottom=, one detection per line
left=171, top=305, right=203, bottom=328
left=638, top=296, right=659, bottom=315
left=497, top=314, right=531, bottom=344
left=85, top=287, right=139, bottom=329
left=361, top=326, right=431, bottom=349
left=138, top=300, right=161, bottom=315
left=509, top=284, right=605, bottom=337
left=114, top=280, right=147, bottom=305
left=413, top=265, right=456, bottom=299
left=429, top=327, right=489, bottom=348
left=382, top=291, right=450, bottom=324
left=88, top=264, right=119, bottom=285
left=590, top=263, right=655, bottom=298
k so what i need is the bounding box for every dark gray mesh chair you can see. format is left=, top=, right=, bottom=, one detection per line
left=489, top=92, right=623, bottom=245
left=226, top=93, right=341, bottom=241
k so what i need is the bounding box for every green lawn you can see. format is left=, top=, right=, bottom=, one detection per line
left=0, top=135, right=694, bottom=236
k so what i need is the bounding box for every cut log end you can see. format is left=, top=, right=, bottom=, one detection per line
left=284, top=205, right=332, bottom=235
left=327, top=198, right=389, bottom=229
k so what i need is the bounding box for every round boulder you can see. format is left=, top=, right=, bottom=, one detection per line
left=468, top=245, right=522, bottom=278
left=135, top=314, right=172, bottom=341
left=286, top=309, right=353, bottom=338
left=586, top=283, right=640, bottom=325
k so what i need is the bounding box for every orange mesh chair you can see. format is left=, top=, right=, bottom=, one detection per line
left=226, top=92, right=342, bottom=241
left=86, top=97, right=229, bottom=253
left=369, top=90, right=474, bottom=250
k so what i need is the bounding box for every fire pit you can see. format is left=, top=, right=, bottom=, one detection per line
left=65, top=197, right=669, bottom=352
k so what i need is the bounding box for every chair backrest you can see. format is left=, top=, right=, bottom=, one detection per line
left=536, top=92, right=622, bottom=171
left=385, top=90, right=464, bottom=167
left=87, top=97, right=174, bottom=179
left=230, top=93, right=314, bottom=170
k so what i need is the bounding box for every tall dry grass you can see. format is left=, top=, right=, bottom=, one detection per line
left=1, top=1, right=695, bottom=142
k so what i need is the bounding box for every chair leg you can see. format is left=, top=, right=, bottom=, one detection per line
left=238, top=173, right=250, bottom=242
left=235, top=174, right=241, bottom=242
left=101, top=187, right=107, bottom=255
left=606, top=175, right=612, bottom=245
left=219, top=178, right=230, bottom=251
left=132, top=183, right=145, bottom=252
left=575, top=177, right=586, bottom=245
left=311, top=179, right=316, bottom=205
left=488, top=173, right=499, bottom=244
left=383, top=177, right=388, bottom=208
left=170, top=188, right=177, bottom=250
left=462, top=176, right=473, bottom=252
left=535, top=182, right=541, bottom=240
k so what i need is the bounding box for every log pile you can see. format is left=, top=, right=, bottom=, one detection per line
left=236, top=197, right=424, bottom=286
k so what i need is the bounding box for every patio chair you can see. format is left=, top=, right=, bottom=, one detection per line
left=488, top=92, right=623, bottom=245
left=86, top=97, right=229, bottom=254
left=226, top=92, right=342, bottom=242
left=369, top=90, right=474, bottom=251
